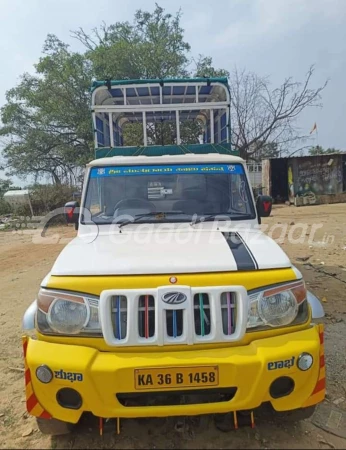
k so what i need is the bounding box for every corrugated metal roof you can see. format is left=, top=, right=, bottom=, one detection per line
left=4, top=189, right=29, bottom=197
left=267, top=152, right=344, bottom=160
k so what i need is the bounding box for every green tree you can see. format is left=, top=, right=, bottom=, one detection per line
left=0, top=2, right=329, bottom=182
left=0, top=36, right=93, bottom=185
left=308, top=145, right=343, bottom=155
left=0, top=179, right=14, bottom=215
left=193, top=55, right=229, bottom=78
left=122, top=119, right=204, bottom=147
left=0, top=179, right=13, bottom=198
left=72, top=3, right=191, bottom=80
left=247, top=141, right=280, bottom=161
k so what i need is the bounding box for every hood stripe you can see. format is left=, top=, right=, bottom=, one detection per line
left=222, top=232, right=258, bottom=271
left=237, top=232, right=259, bottom=270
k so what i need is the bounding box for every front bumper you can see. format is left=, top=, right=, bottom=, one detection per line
left=23, top=325, right=325, bottom=424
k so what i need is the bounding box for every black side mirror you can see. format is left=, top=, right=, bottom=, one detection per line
left=64, top=201, right=80, bottom=230
left=256, top=195, right=272, bottom=223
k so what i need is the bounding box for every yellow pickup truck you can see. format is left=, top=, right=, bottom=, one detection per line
left=22, top=77, right=325, bottom=435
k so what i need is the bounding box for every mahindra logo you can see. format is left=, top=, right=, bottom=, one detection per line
left=162, top=292, right=187, bottom=305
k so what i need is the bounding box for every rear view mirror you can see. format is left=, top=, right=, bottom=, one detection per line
left=64, top=201, right=80, bottom=230
left=256, top=195, right=272, bottom=221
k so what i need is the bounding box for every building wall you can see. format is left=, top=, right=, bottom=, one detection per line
left=262, top=154, right=345, bottom=205
left=291, top=154, right=343, bottom=197
left=246, top=162, right=262, bottom=188
left=261, top=159, right=271, bottom=196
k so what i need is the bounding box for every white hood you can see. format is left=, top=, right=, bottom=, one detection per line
left=50, top=225, right=291, bottom=276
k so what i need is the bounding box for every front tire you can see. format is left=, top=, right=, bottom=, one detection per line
left=259, top=402, right=317, bottom=422
left=273, top=405, right=316, bottom=422
left=36, top=417, right=74, bottom=435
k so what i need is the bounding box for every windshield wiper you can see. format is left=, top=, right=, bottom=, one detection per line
left=190, top=212, right=249, bottom=226
left=118, top=211, right=184, bottom=229
left=118, top=211, right=249, bottom=229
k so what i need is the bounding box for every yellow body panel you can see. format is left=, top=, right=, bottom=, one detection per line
left=36, top=321, right=312, bottom=353
left=47, top=268, right=297, bottom=295
left=25, top=326, right=323, bottom=423
left=25, top=268, right=325, bottom=423
left=302, top=323, right=325, bottom=407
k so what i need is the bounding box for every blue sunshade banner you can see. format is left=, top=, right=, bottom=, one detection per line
left=90, top=164, right=244, bottom=178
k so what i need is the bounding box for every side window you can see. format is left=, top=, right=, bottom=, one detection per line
left=230, top=175, right=249, bottom=214
left=85, top=178, right=102, bottom=216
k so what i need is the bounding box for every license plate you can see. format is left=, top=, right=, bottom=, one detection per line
left=134, top=366, right=219, bottom=390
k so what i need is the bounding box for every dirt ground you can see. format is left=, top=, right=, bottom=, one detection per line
left=0, top=203, right=345, bottom=449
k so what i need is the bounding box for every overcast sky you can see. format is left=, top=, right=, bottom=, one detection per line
left=0, top=0, right=345, bottom=185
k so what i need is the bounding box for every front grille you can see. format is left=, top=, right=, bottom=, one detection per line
left=116, top=388, right=237, bottom=407
left=101, top=286, right=248, bottom=346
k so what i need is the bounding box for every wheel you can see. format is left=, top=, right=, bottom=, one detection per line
left=274, top=405, right=316, bottom=422
left=214, top=413, right=235, bottom=432
left=260, top=402, right=317, bottom=422
left=36, top=417, right=75, bottom=435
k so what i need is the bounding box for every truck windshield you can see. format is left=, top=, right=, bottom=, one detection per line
left=83, top=163, right=256, bottom=224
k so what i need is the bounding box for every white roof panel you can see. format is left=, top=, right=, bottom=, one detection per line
left=87, top=153, right=244, bottom=167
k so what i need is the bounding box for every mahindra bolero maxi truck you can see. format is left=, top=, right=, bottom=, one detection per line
left=22, top=78, right=326, bottom=436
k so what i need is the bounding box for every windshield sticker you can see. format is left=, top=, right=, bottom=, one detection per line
left=90, top=164, right=244, bottom=178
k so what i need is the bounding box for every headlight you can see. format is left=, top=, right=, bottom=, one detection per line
left=48, top=299, right=88, bottom=334
left=247, top=280, right=308, bottom=329
left=37, top=288, right=101, bottom=336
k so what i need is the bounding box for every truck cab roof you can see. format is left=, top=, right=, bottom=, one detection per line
left=87, top=153, right=245, bottom=168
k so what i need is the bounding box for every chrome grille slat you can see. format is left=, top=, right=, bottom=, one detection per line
left=194, top=293, right=211, bottom=337
left=111, top=295, right=127, bottom=340
left=166, top=309, right=184, bottom=338
left=138, top=295, right=155, bottom=339
left=221, top=292, right=237, bottom=336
